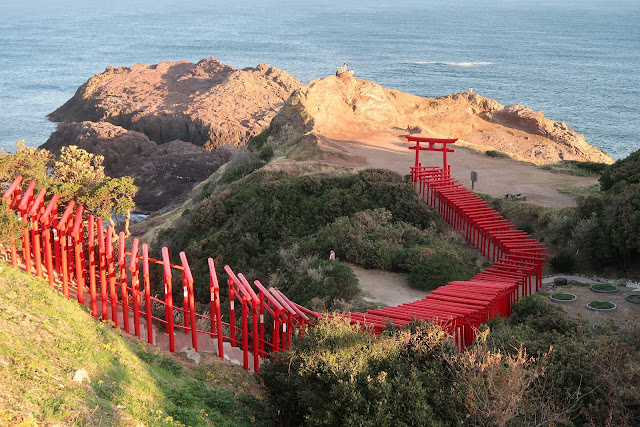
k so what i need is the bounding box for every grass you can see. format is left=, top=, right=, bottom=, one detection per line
left=587, top=300, right=615, bottom=310
left=0, top=265, right=269, bottom=426
left=550, top=293, right=576, bottom=301
left=540, top=160, right=609, bottom=176
left=557, top=183, right=600, bottom=198
left=590, top=283, right=618, bottom=292
left=485, top=150, right=510, bottom=159
left=626, top=294, right=640, bottom=303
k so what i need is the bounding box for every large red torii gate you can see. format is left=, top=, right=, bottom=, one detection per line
left=405, top=135, right=458, bottom=175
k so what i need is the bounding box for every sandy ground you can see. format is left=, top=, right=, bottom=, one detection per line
left=350, top=264, right=427, bottom=307
left=315, top=127, right=599, bottom=208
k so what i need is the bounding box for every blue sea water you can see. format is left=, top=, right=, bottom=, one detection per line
left=0, top=0, right=638, bottom=160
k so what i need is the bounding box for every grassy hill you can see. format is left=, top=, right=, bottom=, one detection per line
left=0, top=266, right=268, bottom=426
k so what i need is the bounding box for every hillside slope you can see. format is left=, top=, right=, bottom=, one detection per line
left=270, top=74, right=613, bottom=166
left=0, top=266, right=267, bottom=426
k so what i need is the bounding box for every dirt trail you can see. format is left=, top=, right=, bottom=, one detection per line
left=350, top=264, right=427, bottom=307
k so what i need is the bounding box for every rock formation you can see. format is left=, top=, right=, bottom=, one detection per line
left=45, top=60, right=613, bottom=212
left=44, top=58, right=301, bottom=211
left=42, top=121, right=231, bottom=212
left=49, top=58, right=302, bottom=150
left=268, top=74, right=613, bottom=165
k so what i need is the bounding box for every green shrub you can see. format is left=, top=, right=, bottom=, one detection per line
left=541, top=160, right=609, bottom=176
left=246, top=126, right=271, bottom=151
left=259, top=318, right=463, bottom=426
left=259, top=146, right=274, bottom=161
left=160, top=169, right=445, bottom=304
left=486, top=295, right=640, bottom=425
left=407, top=253, right=475, bottom=290
left=219, top=160, right=265, bottom=184
left=485, top=150, right=510, bottom=159
left=271, top=257, right=359, bottom=309
left=517, top=223, right=536, bottom=234
left=549, top=252, right=575, bottom=273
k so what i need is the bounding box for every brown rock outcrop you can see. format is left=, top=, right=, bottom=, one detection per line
left=42, top=121, right=231, bottom=212
left=49, top=58, right=302, bottom=150
left=270, top=74, right=613, bottom=165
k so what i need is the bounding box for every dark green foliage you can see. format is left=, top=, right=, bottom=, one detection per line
left=259, top=146, right=274, bottom=161
left=259, top=318, right=463, bottom=426
left=599, top=148, right=640, bottom=191
left=541, top=160, right=609, bottom=176
left=549, top=252, right=576, bottom=273
left=246, top=125, right=272, bottom=151
left=219, top=160, right=266, bottom=184
left=485, top=150, right=510, bottom=159
left=159, top=169, right=444, bottom=304
left=270, top=254, right=359, bottom=309
left=407, top=253, right=475, bottom=290
left=574, top=176, right=640, bottom=267
left=517, top=223, right=536, bottom=234
left=300, top=208, right=432, bottom=271
left=486, top=294, right=640, bottom=425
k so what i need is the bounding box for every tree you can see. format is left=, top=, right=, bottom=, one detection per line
left=0, top=140, right=52, bottom=191
left=0, top=142, right=137, bottom=238
left=83, top=177, right=137, bottom=237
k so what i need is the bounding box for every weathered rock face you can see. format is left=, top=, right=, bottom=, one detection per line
left=42, top=121, right=231, bottom=212
left=49, top=58, right=302, bottom=150
left=271, top=74, right=613, bottom=165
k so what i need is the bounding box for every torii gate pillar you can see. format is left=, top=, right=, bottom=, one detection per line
left=405, top=135, right=458, bottom=172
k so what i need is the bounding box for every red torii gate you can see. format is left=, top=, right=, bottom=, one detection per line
left=405, top=135, right=458, bottom=177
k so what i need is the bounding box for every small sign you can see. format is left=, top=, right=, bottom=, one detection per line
left=183, top=287, right=188, bottom=298
left=210, top=292, right=215, bottom=302
left=470, top=171, right=478, bottom=190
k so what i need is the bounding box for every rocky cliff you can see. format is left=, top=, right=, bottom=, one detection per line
left=269, top=74, right=613, bottom=165
left=45, top=60, right=613, bottom=212
left=49, top=58, right=302, bottom=150
left=41, top=121, right=231, bottom=212
left=44, top=58, right=301, bottom=210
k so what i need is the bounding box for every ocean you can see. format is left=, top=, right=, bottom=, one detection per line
left=1, top=0, right=638, bottom=160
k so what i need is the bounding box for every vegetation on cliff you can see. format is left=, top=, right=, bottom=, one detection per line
left=156, top=166, right=477, bottom=309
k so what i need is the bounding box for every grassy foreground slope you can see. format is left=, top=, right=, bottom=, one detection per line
left=0, top=266, right=267, bottom=426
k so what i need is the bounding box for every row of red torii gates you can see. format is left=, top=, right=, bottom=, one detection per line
left=1, top=135, right=546, bottom=371
left=347, top=136, right=547, bottom=348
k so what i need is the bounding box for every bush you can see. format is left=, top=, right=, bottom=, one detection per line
left=408, top=253, right=475, bottom=290
left=549, top=252, right=576, bottom=273
left=486, top=295, right=640, bottom=425
left=270, top=254, right=359, bottom=309
left=485, top=150, right=510, bottom=159
left=259, top=318, right=463, bottom=426
left=517, top=223, right=536, bottom=234
left=160, top=168, right=445, bottom=304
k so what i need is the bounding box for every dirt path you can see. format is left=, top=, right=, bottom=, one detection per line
left=315, top=128, right=598, bottom=208
left=350, top=264, right=427, bottom=307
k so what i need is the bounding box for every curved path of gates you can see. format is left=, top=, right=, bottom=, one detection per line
left=347, top=137, right=547, bottom=348
left=1, top=136, right=546, bottom=371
